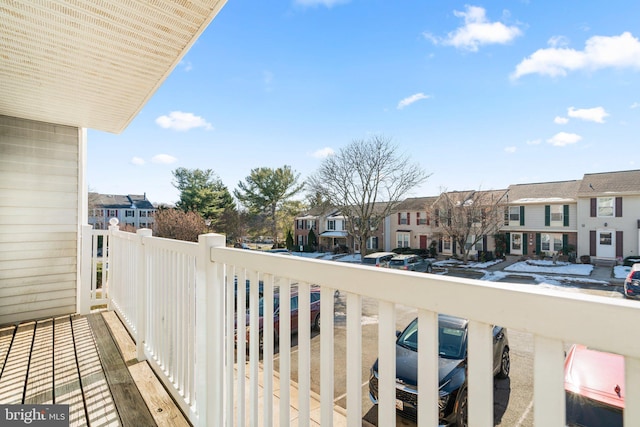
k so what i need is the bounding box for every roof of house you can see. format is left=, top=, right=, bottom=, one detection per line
left=577, top=170, right=640, bottom=196
left=393, top=196, right=438, bottom=211
left=506, top=180, right=582, bottom=204
left=1, top=0, right=227, bottom=133
left=90, top=193, right=155, bottom=210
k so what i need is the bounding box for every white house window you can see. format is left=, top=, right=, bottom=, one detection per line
left=367, top=236, right=378, bottom=250
left=396, top=232, right=410, bottom=248
left=125, top=210, right=135, bottom=217
left=93, top=209, right=104, bottom=217
left=600, top=232, right=612, bottom=245
left=443, top=238, right=451, bottom=251
left=327, top=220, right=336, bottom=230
left=541, top=233, right=564, bottom=253
left=297, top=235, right=304, bottom=246
left=598, top=197, right=614, bottom=217
left=511, top=233, right=522, bottom=251
left=399, top=212, right=408, bottom=225
left=417, top=212, right=427, bottom=225
left=306, top=220, right=315, bottom=230
left=550, top=205, right=563, bottom=223
left=139, top=211, right=147, bottom=217
left=107, top=209, right=118, bottom=217
left=509, top=207, right=520, bottom=222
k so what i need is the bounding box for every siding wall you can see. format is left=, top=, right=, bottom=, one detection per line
left=0, top=115, right=79, bottom=325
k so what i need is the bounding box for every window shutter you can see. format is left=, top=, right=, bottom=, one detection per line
left=505, top=233, right=511, bottom=254
left=544, top=205, right=550, bottom=226
left=482, top=235, right=487, bottom=251
left=616, top=231, right=623, bottom=257
left=407, top=212, right=411, bottom=225
left=426, top=213, right=430, bottom=226
left=520, top=206, right=525, bottom=226
left=615, top=197, right=623, bottom=217
left=563, top=234, right=569, bottom=252
left=563, top=205, right=569, bottom=227
left=590, top=198, right=596, bottom=217
left=535, top=233, right=541, bottom=253
left=397, top=212, right=401, bottom=225
left=416, top=212, right=420, bottom=224
left=589, top=230, right=596, bottom=256
left=523, top=233, right=528, bottom=255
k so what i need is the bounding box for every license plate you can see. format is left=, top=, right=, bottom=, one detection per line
left=395, top=399, right=403, bottom=410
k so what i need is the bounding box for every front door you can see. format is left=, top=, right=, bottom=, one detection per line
left=596, top=229, right=616, bottom=258
left=419, top=235, right=427, bottom=249
left=510, top=233, right=523, bottom=255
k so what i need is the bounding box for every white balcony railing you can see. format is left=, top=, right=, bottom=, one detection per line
left=80, top=226, right=640, bottom=427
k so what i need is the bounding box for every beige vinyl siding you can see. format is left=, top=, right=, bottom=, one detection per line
left=0, top=115, right=79, bottom=325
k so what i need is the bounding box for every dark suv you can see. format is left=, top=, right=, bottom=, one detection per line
left=623, top=263, right=640, bottom=299
left=369, top=314, right=510, bottom=426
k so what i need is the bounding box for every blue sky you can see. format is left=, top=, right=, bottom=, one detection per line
left=87, top=0, right=640, bottom=205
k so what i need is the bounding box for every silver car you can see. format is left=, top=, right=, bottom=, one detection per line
left=388, top=254, right=433, bottom=273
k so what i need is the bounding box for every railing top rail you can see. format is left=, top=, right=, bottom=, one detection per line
left=211, top=247, right=640, bottom=359
left=141, top=234, right=199, bottom=256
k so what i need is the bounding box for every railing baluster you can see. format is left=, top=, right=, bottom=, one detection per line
left=467, top=320, right=493, bottom=427
left=533, top=335, right=565, bottom=427
left=236, top=266, right=246, bottom=427
left=346, top=292, right=362, bottom=427
left=249, top=269, right=260, bottom=427
left=263, top=273, right=274, bottom=425
left=298, top=281, right=311, bottom=427
left=320, top=286, right=335, bottom=426
left=279, top=280, right=292, bottom=426
left=225, top=266, right=235, bottom=427
left=417, top=310, right=438, bottom=427
left=378, top=300, right=396, bottom=427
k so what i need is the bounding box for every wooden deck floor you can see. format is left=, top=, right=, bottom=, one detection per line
left=0, top=312, right=189, bottom=427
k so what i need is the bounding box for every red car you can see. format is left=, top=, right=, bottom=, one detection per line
left=240, top=288, right=321, bottom=349
left=564, top=344, right=624, bottom=426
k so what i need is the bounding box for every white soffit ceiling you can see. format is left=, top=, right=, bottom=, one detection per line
left=0, top=0, right=227, bottom=133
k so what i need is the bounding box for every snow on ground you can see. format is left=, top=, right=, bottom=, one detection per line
left=614, top=265, right=631, bottom=279
left=503, top=260, right=593, bottom=276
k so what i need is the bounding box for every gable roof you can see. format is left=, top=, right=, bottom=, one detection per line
left=90, top=193, right=155, bottom=210
left=1, top=0, right=227, bottom=133
left=577, top=170, right=640, bottom=196
left=393, top=196, right=438, bottom=212
left=506, top=180, right=581, bottom=204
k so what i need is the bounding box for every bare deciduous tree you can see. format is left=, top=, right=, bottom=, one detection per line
left=153, top=209, right=208, bottom=242
left=308, top=135, right=430, bottom=259
left=431, top=189, right=508, bottom=262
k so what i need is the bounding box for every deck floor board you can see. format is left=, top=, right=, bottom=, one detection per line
left=0, top=314, right=169, bottom=427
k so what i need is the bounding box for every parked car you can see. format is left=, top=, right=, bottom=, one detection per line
left=565, top=344, right=624, bottom=426
left=239, top=288, right=321, bottom=349
left=362, top=252, right=396, bottom=268
left=266, top=248, right=292, bottom=255
left=368, top=314, right=510, bottom=425
left=388, top=254, right=433, bottom=273
left=623, top=263, right=640, bottom=299
left=233, top=277, right=264, bottom=308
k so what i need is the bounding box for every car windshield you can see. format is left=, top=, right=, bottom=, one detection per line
left=389, top=259, right=405, bottom=267
left=362, top=258, right=377, bottom=265
left=566, top=392, right=622, bottom=426
left=396, top=318, right=467, bottom=359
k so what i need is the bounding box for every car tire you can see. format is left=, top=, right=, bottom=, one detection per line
left=313, top=313, right=321, bottom=331
left=497, top=347, right=510, bottom=379
left=455, top=387, right=468, bottom=427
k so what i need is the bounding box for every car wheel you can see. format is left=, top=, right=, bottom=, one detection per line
left=497, top=347, right=510, bottom=379
left=313, top=313, right=321, bottom=331
left=455, top=387, right=468, bottom=427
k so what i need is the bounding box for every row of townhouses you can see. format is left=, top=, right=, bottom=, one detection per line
left=294, top=169, right=640, bottom=261
left=88, top=193, right=156, bottom=230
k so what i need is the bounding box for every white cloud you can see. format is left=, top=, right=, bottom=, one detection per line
left=131, top=157, right=145, bottom=165
left=155, top=111, right=213, bottom=131
left=180, top=60, right=193, bottom=72
left=512, top=32, right=640, bottom=79
left=567, top=106, right=609, bottom=123
left=504, top=146, right=517, bottom=153
left=631, top=102, right=640, bottom=109
left=312, top=147, right=335, bottom=159
left=294, top=0, right=349, bottom=7
left=397, top=93, right=431, bottom=109
left=554, top=116, right=569, bottom=124
left=547, top=132, right=582, bottom=147
left=526, top=139, right=542, bottom=145
left=151, top=154, right=178, bottom=164
left=431, top=5, right=522, bottom=52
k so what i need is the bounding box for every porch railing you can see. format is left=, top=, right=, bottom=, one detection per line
left=80, top=226, right=640, bottom=427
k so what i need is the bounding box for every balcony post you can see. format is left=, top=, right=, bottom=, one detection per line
left=136, top=228, right=152, bottom=362
left=78, top=224, right=93, bottom=314
left=196, top=233, right=226, bottom=427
